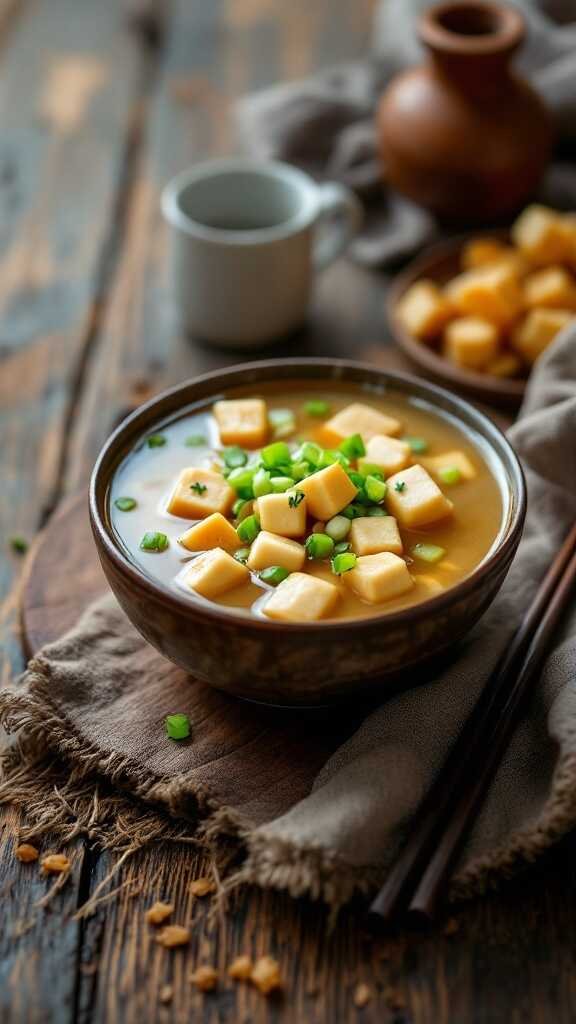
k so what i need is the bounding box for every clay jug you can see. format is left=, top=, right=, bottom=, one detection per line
left=377, top=1, right=553, bottom=222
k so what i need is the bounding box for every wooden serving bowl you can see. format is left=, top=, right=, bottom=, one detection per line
left=387, top=234, right=527, bottom=411
left=89, top=358, right=526, bottom=706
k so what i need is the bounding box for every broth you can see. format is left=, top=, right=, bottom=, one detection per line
left=110, top=381, right=504, bottom=623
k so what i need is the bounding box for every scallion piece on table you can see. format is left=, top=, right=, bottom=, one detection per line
left=259, top=565, right=290, bottom=586
left=165, top=713, right=190, bottom=740
left=334, top=541, right=351, bottom=555
left=253, top=467, right=273, bottom=497
left=260, top=441, right=291, bottom=469
left=305, top=533, right=335, bottom=560
left=339, top=433, right=366, bottom=460
left=364, top=475, right=387, bottom=503
left=140, top=531, right=169, bottom=552
left=270, top=475, right=295, bottom=493
left=405, top=436, right=428, bottom=454
left=114, top=496, right=137, bottom=512
left=412, top=542, right=446, bottom=564
left=147, top=434, right=166, bottom=448
left=234, top=547, right=251, bottom=563
left=237, top=515, right=260, bottom=544
left=223, top=446, right=248, bottom=469
left=331, top=551, right=358, bottom=575
left=304, top=399, right=330, bottom=418
left=9, top=536, right=28, bottom=555
left=325, top=515, right=351, bottom=541
left=269, top=408, right=296, bottom=438
left=184, top=433, right=206, bottom=446
left=438, top=465, right=461, bottom=485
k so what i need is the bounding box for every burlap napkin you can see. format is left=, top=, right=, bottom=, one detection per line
left=1, top=328, right=576, bottom=909
left=236, top=0, right=576, bottom=266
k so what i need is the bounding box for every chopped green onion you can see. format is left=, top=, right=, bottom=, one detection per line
left=165, top=713, right=190, bottom=740
left=259, top=565, right=290, bottom=586
left=114, top=496, right=137, bottom=512
left=347, top=470, right=365, bottom=490
left=288, top=490, right=305, bottom=509
left=190, top=481, right=207, bottom=495
left=304, top=399, right=330, bottom=418
left=234, top=547, right=251, bottom=564
left=405, top=436, right=428, bottom=454
left=394, top=480, right=406, bottom=493
left=305, top=533, right=335, bottom=560
left=325, top=515, right=351, bottom=542
left=185, top=433, right=206, bottom=446
left=438, top=465, right=461, bottom=486
left=232, top=498, right=248, bottom=517
left=261, top=441, right=291, bottom=469
left=270, top=475, right=295, bottom=492
left=269, top=408, right=296, bottom=438
left=318, top=448, right=349, bottom=470
left=228, top=466, right=256, bottom=499
left=339, top=434, right=366, bottom=460
left=147, top=434, right=166, bottom=448
left=290, top=460, right=311, bottom=481
left=334, top=541, right=351, bottom=555
left=412, top=542, right=446, bottom=564
left=9, top=536, right=28, bottom=555
left=331, top=551, right=358, bottom=575
left=140, top=531, right=169, bottom=552
left=237, top=515, right=260, bottom=544
left=364, top=475, right=387, bottom=503
left=365, top=506, right=387, bottom=517
left=223, top=446, right=247, bottom=469
left=358, top=462, right=384, bottom=479
left=253, top=467, right=273, bottom=497
left=295, top=441, right=322, bottom=468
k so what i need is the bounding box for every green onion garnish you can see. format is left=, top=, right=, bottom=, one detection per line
left=190, top=481, right=207, bottom=495
left=304, top=400, right=330, bottom=418
left=339, top=434, right=366, bottom=460
left=358, top=462, right=384, bottom=479
left=114, top=496, right=137, bottom=512
left=394, top=480, right=406, bottom=493
left=227, top=466, right=256, bottom=499
left=288, top=491, right=305, bottom=509
left=269, top=409, right=296, bottom=438
left=438, top=466, right=461, bottom=485
left=295, top=441, right=322, bottom=468
left=185, top=434, right=206, bottom=446
left=325, top=515, right=351, bottom=542
left=237, top=515, right=260, bottom=544
left=347, top=470, right=365, bottom=490
left=412, top=542, right=446, bottom=564
left=290, top=460, right=311, bottom=481
left=331, top=551, right=358, bottom=575
left=405, top=436, right=428, bottom=454
left=305, top=533, right=335, bottom=560
left=261, top=441, right=291, bottom=469
left=140, top=531, right=169, bottom=552
left=259, top=565, right=290, bottom=586
left=364, top=475, right=387, bottom=503
left=318, top=448, right=349, bottom=470
left=223, top=446, right=247, bottom=469
left=334, top=541, right=351, bottom=555
left=270, top=475, right=295, bottom=493
left=365, top=507, right=387, bottom=517
left=253, top=467, right=273, bottom=497
left=234, top=547, right=251, bottom=563
left=9, top=536, right=28, bottom=555
left=165, top=713, right=190, bottom=740
left=147, top=434, right=166, bottom=448
left=232, top=498, right=248, bottom=517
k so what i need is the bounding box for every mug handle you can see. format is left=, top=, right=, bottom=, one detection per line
left=313, top=182, right=363, bottom=270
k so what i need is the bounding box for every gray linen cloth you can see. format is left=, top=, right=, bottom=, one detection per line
left=237, top=0, right=576, bottom=266
left=1, top=326, right=576, bottom=907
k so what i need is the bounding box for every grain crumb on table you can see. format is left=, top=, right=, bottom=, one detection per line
left=159, top=984, right=173, bottom=1004
left=15, top=843, right=40, bottom=863
left=250, top=956, right=283, bottom=995
left=353, top=983, right=372, bottom=1008
left=227, top=955, right=253, bottom=980
left=156, top=925, right=191, bottom=949
left=188, top=876, right=216, bottom=897
left=41, top=853, right=71, bottom=875
left=190, top=965, right=218, bottom=992
left=146, top=900, right=174, bottom=925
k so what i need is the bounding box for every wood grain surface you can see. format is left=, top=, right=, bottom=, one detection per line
left=2, top=0, right=576, bottom=1022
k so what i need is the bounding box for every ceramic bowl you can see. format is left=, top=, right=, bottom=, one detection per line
left=89, top=358, right=526, bottom=706
left=387, top=233, right=527, bottom=411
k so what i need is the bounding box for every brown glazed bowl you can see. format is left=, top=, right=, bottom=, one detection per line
left=89, top=359, right=526, bottom=706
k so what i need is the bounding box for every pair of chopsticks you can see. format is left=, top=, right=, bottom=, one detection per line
left=367, top=521, right=576, bottom=928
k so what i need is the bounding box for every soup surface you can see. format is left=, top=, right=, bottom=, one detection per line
left=110, top=381, right=504, bottom=623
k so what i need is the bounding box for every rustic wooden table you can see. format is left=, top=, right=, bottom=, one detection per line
left=2, top=1, right=576, bottom=1021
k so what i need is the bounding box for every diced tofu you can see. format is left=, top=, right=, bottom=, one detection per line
left=511, top=204, right=572, bottom=266
left=461, top=237, right=509, bottom=270
left=179, top=512, right=239, bottom=552
left=386, top=464, right=453, bottom=528
left=247, top=531, right=305, bottom=572
left=445, top=264, right=523, bottom=328
left=358, top=435, right=411, bottom=477
left=349, top=516, right=403, bottom=556
left=167, top=467, right=234, bottom=520
left=297, top=463, right=358, bottom=520
left=421, top=450, right=477, bottom=482
left=523, top=266, right=576, bottom=311
left=511, top=308, right=574, bottom=364
left=263, top=572, right=339, bottom=622
left=485, top=352, right=523, bottom=378
left=320, top=402, right=402, bottom=446
left=395, top=280, right=454, bottom=341
left=257, top=492, right=307, bottom=538
left=443, top=317, right=499, bottom=370
left=344, top=552, right=414, bottom=604
left=181, top=547, right=249, bottom=599
left=213, top=398, right=268, bottom=448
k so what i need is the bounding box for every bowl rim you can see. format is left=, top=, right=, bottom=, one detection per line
left=89, top=357, right=526, bottom=634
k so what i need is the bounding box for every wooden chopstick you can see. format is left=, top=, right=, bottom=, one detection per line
left=367, top=522, right=576, bottom=928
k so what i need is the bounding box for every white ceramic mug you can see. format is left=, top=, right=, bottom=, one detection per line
left=161, top=158, right=362, bottom=348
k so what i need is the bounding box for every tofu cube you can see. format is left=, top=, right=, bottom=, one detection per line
left=523, top=266, right=576, bottom=311
left=297, top=463, right=358, bottom=520
left=213, top=398, right=268, bottom=448
left=179, top=512, right=239, bottom=552
left=443, top=317, right=500, bottom=370
left=386, top=464, right=453, bottom=528
left=344, top=552, right=414, bottom=604
left=461, top=237, right=509, bottom=270
left=247, top=531, right=305, bottom=572
left=263, top=572, right=339, bottom=622
left=167, top=467, right=234, bottom=520
left=421, top=450, right=477, bottom=482
left=257, top=492, right=307, bottom=538
left=320, top=402, right=402, bottom=446
left=395, top=280, right=454, bottom=341
left=512, top=308, right=574, bottom=364
left=511, top=204, right=572, bottom=266
left=359, top=435, right=412, bottom=477
left=181, top=547, right=249, bottom=599
left=485, top=352, right=523, bottom=378
left=350, top=516, right=403, bottom=556
left=445, top=264, right=523, bottom=328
